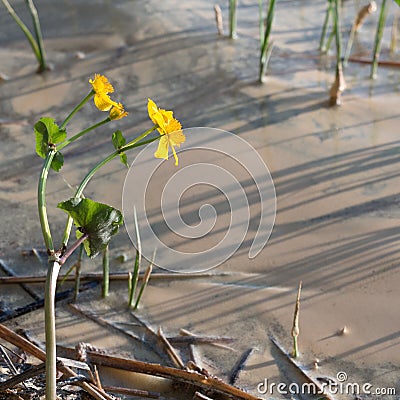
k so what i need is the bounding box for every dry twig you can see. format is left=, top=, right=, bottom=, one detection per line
left=103, top=385, right=159, bottom=398
left=0, top=271, right=230, bottom=285
left=193, top=392, right=215, bottom=400
left=180, top=329, right=236, bottom=351
left=0, top=324, right=111, bottom=400
left=157, top=327, right=185, bottom=369
left=79, top=350, right=261, bottom=400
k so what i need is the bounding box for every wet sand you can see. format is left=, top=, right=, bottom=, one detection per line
left=0, top=0, right=400, bottom=398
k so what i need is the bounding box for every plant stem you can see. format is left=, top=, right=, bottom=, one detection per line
left=61, top=152, right=117, bottom=248
left=229, top=0, right=238, bottom=39
left=73, top=244, right=84, bottom=302
left=45, top=260, right=61, bottom=400
left=122, top=126, right=158, bottom=151
left=58, top=117, right=110, bottom=150
left=102, top=245, right=109, bottom=298
left=129, top=250, right=140, bottom=308
left=258, top=0, right=264, bottom=47
left=325, top=29, right=335, bottom=53
left=129, top=207, right=141, bottom=308
left=345, top=2, right=377, bottom=66
left=390, top=11, right=398, bottom=54
left=371, top=0, right=388, bottom=79
left=45, top=234, right=87, bottom=400
left=334, top=0, right=343, bottom=67
left=38, top=150, right=56, bottom=253
left=320, top=0, right=333, bottom=52
left=61, top=134, right=159, bottom=248
left=59, top=234, right=88, bottom=265
left=25, top=0, right=47, bottom=72
left=259, top=0, right=276, bottom=83
left=133, top=251, right=155, bottom=310
left=0, top=0, right=40, bottom=65
left=344, top=24, right=357, bottom=66
left=128, top=272, right=133, bottom=306
left=329, top=0, right=346, bottom=106
left=292, top=335, right=298, bottom=358
left=60, top=90, right=94, bottom=131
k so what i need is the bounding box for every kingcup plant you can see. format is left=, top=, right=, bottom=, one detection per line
left=36, top=74, right=185, bottom=399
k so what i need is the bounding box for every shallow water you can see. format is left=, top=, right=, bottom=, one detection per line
left=0, top=0, right=399, bottom=398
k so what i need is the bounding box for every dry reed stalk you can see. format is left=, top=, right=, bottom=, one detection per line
left=214, top=4, right=224, bottom=35
left=329, top=63, right=346, bottom=106
left=179, top=328, right=236, bottom=351
left=291, top=281, right=302, bottom=358
left=0, top=362, right=45, bottom=390
left=193, top=392, right=215, bottom=400
left=103, top=385, right=160, bottom=398
left=355, top=1, right=377, bottom=31
left=0, top=324, right=110, bottom=400
left=0, top=271, right=230, bottom=284
left=168, top=335, right=235, bottom=345
left=348, top=56, right=400, bottom=67
left=157, top=327, right=185, bottom=369
left=83, top=350, right=262, bottom=400
left=344, top=1, right=377, bottom=64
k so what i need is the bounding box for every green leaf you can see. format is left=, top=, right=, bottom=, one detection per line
left=112, top=131, right=129, bottom=167
left=119, top=153, right=129, bottom=168
left=58, top=198, right=123, bottom=258
left=34, top=117, right=66, bottom=159
left=50, top=151, right=64, bottom=172
left=112, top=130, right=126, bottom=150
left=394, top=0, right=400, bottom=6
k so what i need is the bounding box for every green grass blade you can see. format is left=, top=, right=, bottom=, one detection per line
left=371, top=0, right=388, bottom=79
left=320, top=0, right=334, bottom=51
left=259, top=0, right=276, bottom=82
left=229, top=0, right=238, bottom=39
left=129, top=207, right=141, bottom=308
left=25, top=0, right=47, bottom=72
left=133, top=250, right=155, bottom=310
left=0, top=0, right=41, bottom=68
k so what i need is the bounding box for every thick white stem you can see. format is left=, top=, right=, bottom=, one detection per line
left=45, top=260, right=61, bottom=400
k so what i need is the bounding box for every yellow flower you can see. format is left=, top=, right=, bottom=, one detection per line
left=154, top=123, right=185, bottom=166
left=89, top=74, right=114, bottom=94
left=89, top=74, right=117, bottom=111
left=148, top=99, right=184, bottom=165
left=109, top=102, right=128, bottom=120
left=147, top=98, right=174, bottom=134
left=94, top=92, right=118, bottom=112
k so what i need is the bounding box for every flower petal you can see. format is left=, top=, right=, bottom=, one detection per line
left=109, top=102, right=128, bottom=120
left=168, top=130, right=186, bottom=146
left=154, top=136, right=169, bottom=160
left=147, top=98, right=158, bottom=120
left=90, top=74, right=114, bottom=94
left=165, top=118, right=182, bottom=134
left=94, top=93, right=117, bottom=111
